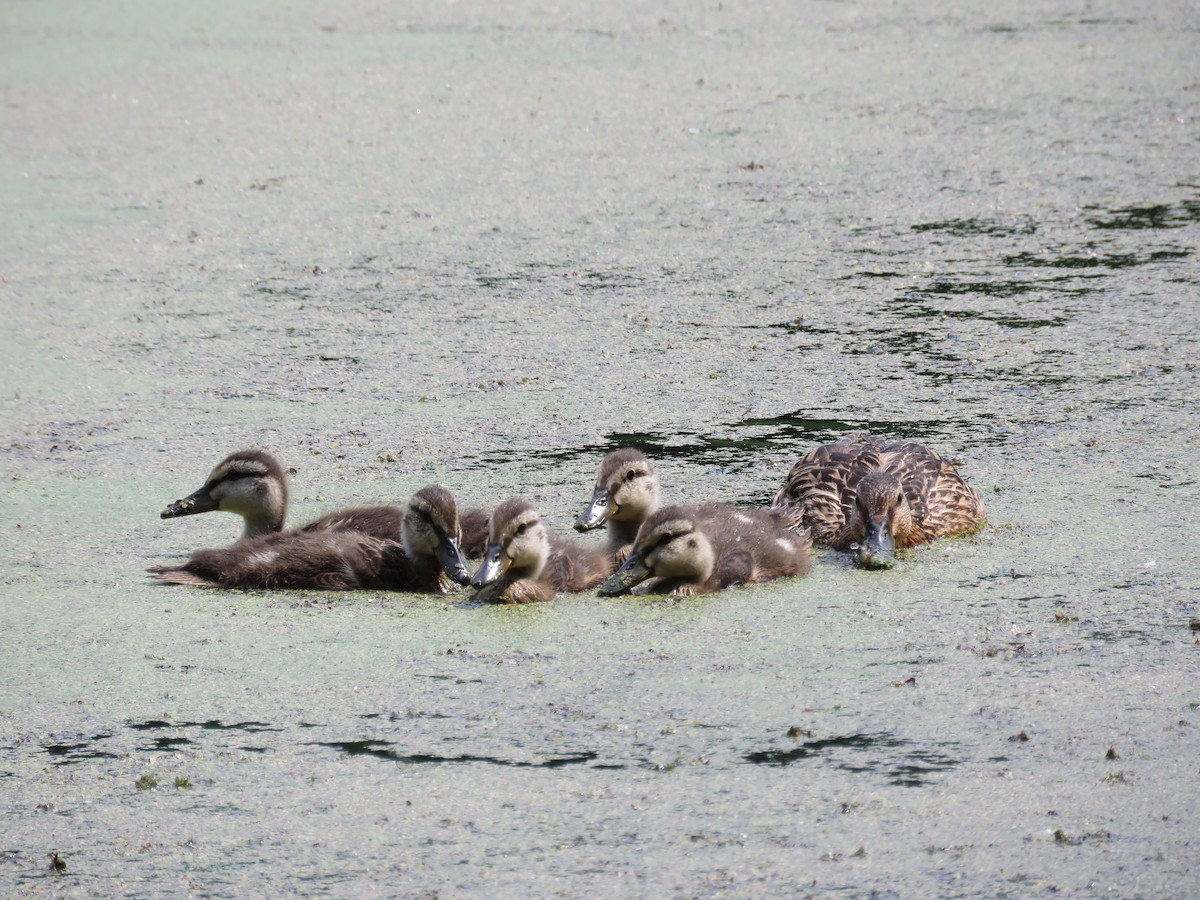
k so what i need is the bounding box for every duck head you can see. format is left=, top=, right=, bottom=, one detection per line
left=472, top=498, right=549, bottom=588
left=160, top=449, right=288, bottom=539
left=597, top=506, right=714, bottom=595
left=853, top=472, right=907, bottom=569
left=575, top=448, right=659, bottom=531
left=404, top=485, right=472, bottom=586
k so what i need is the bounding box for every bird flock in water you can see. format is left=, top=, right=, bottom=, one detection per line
left=148, top=433, right=987, bottom=601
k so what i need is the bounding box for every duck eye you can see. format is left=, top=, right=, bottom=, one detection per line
left=625, top=470, right=638, bottom=482
left=515, top=522, right=528, bottom=535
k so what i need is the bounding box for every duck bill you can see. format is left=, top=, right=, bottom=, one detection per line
left=574, top=488, right=610, bottom=532
left=160, top=485, right=218, bottom=519
left=597, top=551, right=652, bottom=596
left=858, top=517, right=896, bottom=569
left=440, top=536, right=472, bottom=586
left=471, top=543, right=510, bottom=588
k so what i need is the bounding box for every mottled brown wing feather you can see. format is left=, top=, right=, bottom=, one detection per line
left=878, top=442, right=986, bottom=545
left=772, top=433, right=888, bottom=544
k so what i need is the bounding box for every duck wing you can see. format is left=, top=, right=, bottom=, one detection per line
left=878, top=442, right=986, bottom=543
left=771, top=433, right=888, bottom=543
left=545, top=535, right=610, bottom=592
left=300, top=505, right=405, bottom=541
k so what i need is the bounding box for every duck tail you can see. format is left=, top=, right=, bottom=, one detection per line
left=146, top=565, right=218, bottom=588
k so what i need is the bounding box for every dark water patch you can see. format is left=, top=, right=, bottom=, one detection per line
left=915, top=277, right=1097, bottom=302
left=359, top=711, right=453, bottom=722
left=912, top=218, right=1037, bottom=237
left=413, top=674, right=484, bottom=684
left=238, top=746, right=270, bottom=754
left=473, top=264, right=644, bottom=294
left=313, top=741, right=598, bottom=768
left=731, top=412, right=999, bottom=450
left=890, top=295, right=1071, bottom=330
left=1086, top=199, right=1200, bottom=231
left=1003, top=249, right=1191, bottom=269
left=143, top=736, right=194, bottom=751
left=251, top=282, right=315, bottom=301
left=845, top=270, right=907, bottom=279
left=127, top=719, right=280, bottom=733
left=43, top=732, right=118, bottom=763
left=741, top=318, right=840, bottom=335
left=743, top=732, right=959, bottom=786
left=459, top=429, right=807, bottom=474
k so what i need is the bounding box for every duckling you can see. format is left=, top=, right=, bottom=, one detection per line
left=598, top=504, right=811, bottom=597
left=160, top=449, right=490, bottom=556
left=472, top=498, right=611, bottom=603
left=574, top=448, right=661, bottom=565
left=148, top=485, right=472, bottom=591
left=770, top=433, right=986, bottom=569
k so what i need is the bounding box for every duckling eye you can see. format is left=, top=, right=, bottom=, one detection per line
left=625, top=470, right=639, bottom=482
left=515, top=522, right=528, bottom=535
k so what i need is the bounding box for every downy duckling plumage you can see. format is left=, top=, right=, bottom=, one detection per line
left=574, top=448, right=661, bottom=565
left=598, top=504, right=811, bottom=597
left=160, top=449, right=489, bottom=557
left=148, top=485, right=472, bottom=591
left=770, top=432, right=986, bottom=569
left=472, top=498, right=611, bottom=603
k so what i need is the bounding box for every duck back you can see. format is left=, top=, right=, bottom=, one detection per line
left=149, top=530, right=445, bottom=592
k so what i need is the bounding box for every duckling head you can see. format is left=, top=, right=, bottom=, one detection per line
left=160, top=449, right=288, bottom=539
left=404, top=485, right=471, bottom=586
left=853, top=472, right=907, bottom=569
left=575, top=448, right=659, bottom=532
left=472, top=498, right=549, bottom=588
left=597, top=506, right=714, bottom=596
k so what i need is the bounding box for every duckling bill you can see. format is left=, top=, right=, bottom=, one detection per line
left=598, top=504, right=811, bottom=597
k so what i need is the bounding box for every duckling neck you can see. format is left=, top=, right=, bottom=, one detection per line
left=606, top=519, right=642, bottom=553
left=241, top=512, right=283, bottom=540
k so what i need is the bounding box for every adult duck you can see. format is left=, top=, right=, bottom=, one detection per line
left=770, top=433, right=985, bottom=568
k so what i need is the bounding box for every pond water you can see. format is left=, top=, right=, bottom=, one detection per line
left=2, top=0, right=1198, bottom=896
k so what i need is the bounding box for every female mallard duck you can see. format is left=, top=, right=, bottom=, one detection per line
left=472, top=498, right=611, bottom=603
left=161, top=449, right=490, bottom=556
left=148, top=485, right=472, bottom=591
left=598, top=504, right=811, bottom=597
left=574, top=448, right=661, bottom=565
left=770, top=432, right=986, bottom=569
